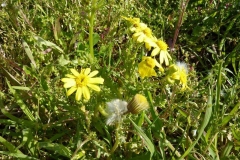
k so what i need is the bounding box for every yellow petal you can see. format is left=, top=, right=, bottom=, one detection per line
left=172, top=73, right=180, bottom=80
left=61, top=78, right=73, bottom=82
left=137, top=34, right=145, bottom=43
left=67, top=87, right=77, bottom=96
left=87, top=84, right=101, bottom=91
left=159, top=51, right=165, bottom=65
left=151, top=47, right=160, bottom=56
left=166, top=51, right=172, bottom=60
left=84, top=68, right=91, bottom=75
left=154, top=59, right=161, bottom=68
left=82, top=86, right=90, bottom=100
left=65, top=74, right=76, bottom=78
left=70, top=69, right=80, bottom=77
left=75, top=88, right=82, bottom=101
left=89, top=77, right=104, bottom=84
left=88, top=70, right=99, bottom=78
left=63, top=79, right=76, bottom=88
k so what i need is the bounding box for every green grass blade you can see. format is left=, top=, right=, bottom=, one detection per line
left=179, top=87, right=212, bottom=159
left=129, top=118, right=155, bottom=158
left=6, top=78, right=36, bottom=122
left=220, top=141, right=233, bottom=159
left=0, top=151, right=38, bottom=160
left=16, top=128, right=33, bottom=150
left=12, top=86, right=30, bottom=91
left=220, top=102, right=240, bottom=126
left=0, top=136, right=22, bottom=154
left=216, top=60, right=223, bottom=116
left=1, top=67, right=21, bottom=85
left=38, top=142, right=72, bottom=158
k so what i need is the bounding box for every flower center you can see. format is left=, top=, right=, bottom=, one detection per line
left=76, top=75, right=89, bottom=87
left=156, top=40, right=168, bottom=51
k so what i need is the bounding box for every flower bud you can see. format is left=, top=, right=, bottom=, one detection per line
left=127, top=94, right=149, bottom=114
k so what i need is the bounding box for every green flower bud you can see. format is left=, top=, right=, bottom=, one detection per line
left=127, top=94, right=149, bottom=114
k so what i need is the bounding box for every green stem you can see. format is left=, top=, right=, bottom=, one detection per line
left=110, top=123, right=120, bottom=156
left=89, top=0, right=96, bottom=63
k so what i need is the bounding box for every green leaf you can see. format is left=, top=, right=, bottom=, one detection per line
left=34, top=36, right=64, bottom=53
left=93, top=33, right=100, bottom=46
left=0, top=136, right=23, bottom=154
left=12, top=86, right=30, bottom=91
left=0, top=151, right=38, bottom=160
left=22, top=40, right=37, bottom=68
left=220, top=141, right=233, bottom=159
left=220, top=102, right=240, bottom=126
left=58, top=54, right=70, bottom=66
left=16, top=128, right=33, bottom=150
left=6, top=79, right=36, bottom=122
left=1, top=67, right=21, bottom=85
left=130, top=118, right=155, bottom=158
left=0, top=107, right=38, bottom=128
left=38, top=142, right=72, bottom=158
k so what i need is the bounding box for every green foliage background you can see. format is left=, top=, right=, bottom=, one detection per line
left=0, top=0, right=239, bottom=159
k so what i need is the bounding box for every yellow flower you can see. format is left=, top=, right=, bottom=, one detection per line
left=138, top=56, right=161, bottom=78
left=131, top=23, right=154, bottom=43
left=127, top=94, right=149, bottom=114
left=121, top=16, right=140, bottom=25
left=151, top=39, right=172, bottom=66
left=61, top=68, right=104, bottom=101
left=167, top=62, right=188, bottom=90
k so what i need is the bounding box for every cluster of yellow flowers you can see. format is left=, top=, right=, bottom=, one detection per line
left=122, top=16, right=189, bottom=91
left=61, top=17, right=189, bottom=102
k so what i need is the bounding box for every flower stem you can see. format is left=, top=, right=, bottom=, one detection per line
left=110, top=123, right=120, bottom=156
left=89, top=0, right=96, bottom=63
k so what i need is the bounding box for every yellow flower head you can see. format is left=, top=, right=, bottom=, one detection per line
left=138, top=56, right=161, bottom=78
left=151, top=39, right=172, bottom=66
left=61, top=68, right=104, bottom=101
left=167, top=62, right=188, bottom=90
left=127, top=94, right=149, bottom=114
left=131, top=23, right=154, bottom=43
left=122, top=16, right=140, bottom=25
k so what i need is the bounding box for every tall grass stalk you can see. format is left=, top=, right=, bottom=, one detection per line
left=89, top=0, right=97, bottom=63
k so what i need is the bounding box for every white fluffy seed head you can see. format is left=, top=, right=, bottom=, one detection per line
left=176, top=61, right=188, bottom=73
left=106, top=99, right=128, bottom=125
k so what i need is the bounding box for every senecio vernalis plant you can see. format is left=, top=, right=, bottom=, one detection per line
left=61, top=15, right=190, bottom=158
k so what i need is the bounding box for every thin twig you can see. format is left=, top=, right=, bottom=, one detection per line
left=171, top=0, right=190, bottom=51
